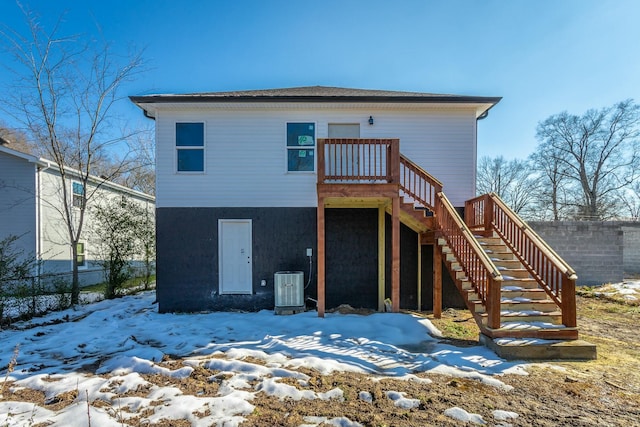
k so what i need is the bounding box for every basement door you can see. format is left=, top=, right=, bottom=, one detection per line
left=218, top=219, right=253, bottom=294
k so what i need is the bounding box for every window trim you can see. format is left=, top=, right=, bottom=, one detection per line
left=175, top=121, right=206, bottom=174
left=76, top=241, right=87, bottom=270
left=285, top=121, right=316, bottom=174
left=72, top=181, right=85, bottom=209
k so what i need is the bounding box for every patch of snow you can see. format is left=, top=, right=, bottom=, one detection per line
left=493, top=409, right=520, bottom=420
left=302, top=416, right=363, bottom=427
left=386, top=390, right=421, bottom=409
left=444, top=406, right=486, bottom=424
left=358, top=390, right=372, bottom=402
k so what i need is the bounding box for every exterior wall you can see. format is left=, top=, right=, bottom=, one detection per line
left=156, top=207, right=317, bottom=312
left=37, top=167, right=155, bottom=287
left=529, top=221, right=624, bottom=286
left=0, top=151, right=37, bottom=260
left=622, top=224, right=640, bottom=276
left=154, top=104, right=477, bottom=209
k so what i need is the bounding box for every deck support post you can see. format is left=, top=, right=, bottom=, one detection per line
left=433, top=243, right=442, bottom=318
left=378, top=205, right=386, bottom=312
left=317, top=197, right=325, bottom=317
left=391, top=196, right=400, bottom=313
left=417, top=238, right=422, bottom=310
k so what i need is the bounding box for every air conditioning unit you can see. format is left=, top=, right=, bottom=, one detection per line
left=274, top=271, right=304, bottom=315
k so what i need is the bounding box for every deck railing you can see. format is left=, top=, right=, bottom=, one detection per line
left=465, top=193, right=577, bottom=327
left=436, top=192, right=503, bottom=329
left=317, top=138, right=399, bottom=183
left=399, top=155, right=442, bottom=212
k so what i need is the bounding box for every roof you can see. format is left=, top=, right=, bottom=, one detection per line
left=129, top=85, right=501, bottom=118
left=131, top=85, right=501, bottom=103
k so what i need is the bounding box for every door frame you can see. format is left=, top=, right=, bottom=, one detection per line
left=218, top=219, right=253, bottom=295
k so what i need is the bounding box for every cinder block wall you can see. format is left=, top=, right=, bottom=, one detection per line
left=528, top=221, right=624, bottom=286
left=622, top=224, right=640, bottom=277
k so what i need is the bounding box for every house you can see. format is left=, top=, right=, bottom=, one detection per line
left=131, top=86, right=589, bottom=356
left=0, top=141, right=155, bottom=287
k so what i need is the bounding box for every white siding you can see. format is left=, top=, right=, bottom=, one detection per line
left=155, top=104, right=478, bottom=208
left=0, top=152, right=37, bottom=259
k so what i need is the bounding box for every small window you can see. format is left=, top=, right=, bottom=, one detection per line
left=72, top=182, right=85, bottom=208
left=76, top=242, right=86, bottom=268
left=287, top=122, right=315, bottom=172
left=176, top=122, right=204, bottom=172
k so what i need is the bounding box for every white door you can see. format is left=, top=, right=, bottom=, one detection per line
left=219, top=219, right=253, bottom=294
left=328, top=124, right=360, bottom=177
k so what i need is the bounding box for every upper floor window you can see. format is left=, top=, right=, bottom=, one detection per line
left=287, top=122, right=315, bottom=172
left=176, top=122, right=204, bottom=172
left=72, top=182, right=85, bottom=208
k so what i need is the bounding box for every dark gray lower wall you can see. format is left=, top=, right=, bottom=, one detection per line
left=528, top=221, right=640, bottom=286
left=156, top=207, right=467, bottom=313
left=156, top=207, right=317, bottom=312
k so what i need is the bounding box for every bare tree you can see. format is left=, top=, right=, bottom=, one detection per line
left=476, top=155, right=540, bottom=215
left=0, top=122, right=34, bottom=153
left=0, top=6, right=144, bottom=304
left=535, top=100, right=640, bottom=220
left=529, top=147, right=572, bottom=220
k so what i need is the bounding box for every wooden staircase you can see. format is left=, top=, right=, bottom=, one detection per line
left=316, top=138, right=581, bottom=344
left=438, top=232, right=578, bottom=340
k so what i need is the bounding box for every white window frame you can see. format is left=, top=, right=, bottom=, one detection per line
left=175, top=121, right=206, bottom=174
left=285, top=122, right=316, bottom=174
left=72, top=181, right=85, bottom=209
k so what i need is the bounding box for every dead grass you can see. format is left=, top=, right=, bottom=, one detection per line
left=2, top=294, right=640, bottom=426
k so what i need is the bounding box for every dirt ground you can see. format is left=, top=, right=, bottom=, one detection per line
left=2, top=294, right=639, bottom=426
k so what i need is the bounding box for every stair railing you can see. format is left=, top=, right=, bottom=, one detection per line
left=317, top=138, right=399, bottom=183
left=466, top=193, right=577, bottom=327
left=399, top=155, right=443, bottom=212
left=436, top=192, right=503, bottom=329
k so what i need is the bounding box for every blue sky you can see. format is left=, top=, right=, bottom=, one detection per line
left=1, top=0, right=639, bottom=160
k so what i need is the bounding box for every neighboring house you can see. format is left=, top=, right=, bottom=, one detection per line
left=131, top=86, right=586, bottom=354
left=0, top=142, right=155, bottom=287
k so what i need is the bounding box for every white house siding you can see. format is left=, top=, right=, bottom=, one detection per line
left=155, top=104, right=478, bottom=208
left=38, top=167, right=154, bottom=284
left=0, top=151, right=37, bottom=260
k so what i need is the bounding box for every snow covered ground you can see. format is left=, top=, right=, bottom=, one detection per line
left=0, top=291, right=531, bottom=426
left=589, top=279, right=640, bottom=302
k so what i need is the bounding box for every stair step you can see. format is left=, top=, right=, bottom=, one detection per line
left=501, top=279, right=539, bottom=289
left=486, top=251, right=515, bottom=261
left=499, top=269, right=532, bottom=279
left=476, top=237, right=502, bottom=245
left=501, top=300, right=558, bottom=312
left=481, top=310, right=563, bottom=325
left=492, top=259, right=523, bottom=269
left=501, top=288, right=550, bottom=300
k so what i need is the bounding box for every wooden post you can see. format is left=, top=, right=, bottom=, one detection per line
left=562, top=275, right=577, bottom=328
left=389, top=139, right=400, bottom=183
left=487, top=276, right=501, bottom=329
left=317, top=197, right=325, bottom=318
left=417, top=238, right=422, bottom=311
left=317, top=139, right=325, bottom=184
left=391, top=196, right=400, bottom=312
left=433, top=244, right=442, bottom=318
left=484, top=194, right=493, bottom=233
left=378, top=205, right=386, bottom=312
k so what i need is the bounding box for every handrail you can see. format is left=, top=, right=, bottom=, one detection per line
left=399, top=154, right=442, bottom=212
left=436, top=192, right=503, bottom=329
left=466, top=193, right=577, bottom=327
left=489, top=193, right=577, bottom=279
left=317, top=138, right=399, bottom=183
